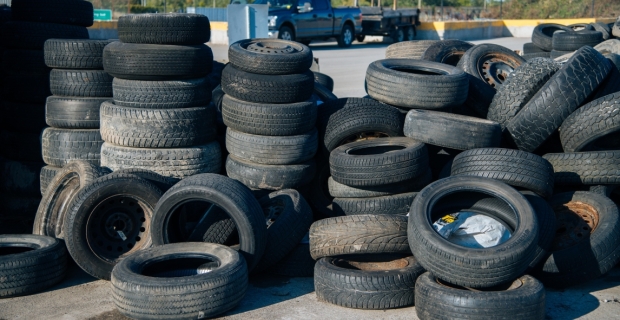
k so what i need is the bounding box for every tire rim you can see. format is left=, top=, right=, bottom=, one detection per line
left=340, top=131, right=390, bottom=146
left=280, top=30, right=292, bottom=41
left=478, top=53, right=521, bottom=88
left=551, top=201, right=600, bottom=250
left=262, top=199, right=285, bottom=228
left=344, top=28, right=353, bottom=45
left=407, top=28, right=414, bottom=40
left=86, top=195, right=151, bottom=262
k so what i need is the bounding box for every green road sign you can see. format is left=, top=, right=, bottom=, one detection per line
left=94, top=9, right=112, bottom=21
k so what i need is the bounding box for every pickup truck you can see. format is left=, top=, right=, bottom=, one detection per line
left=254, top=0, right=362, bottom=47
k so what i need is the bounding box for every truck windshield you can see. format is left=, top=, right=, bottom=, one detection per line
left=253, top=0, right=296, bottom=9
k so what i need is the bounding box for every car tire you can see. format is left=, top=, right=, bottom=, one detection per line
left=333, top=192, right=417, bottom=216
left=225, top=128, right=317, bottom=165
left=229, top=38, right=312, bottom=75
left=385, top=40, right=438, bottom=59
left=42, top=128, right=103, bottom=167
left=532, top=23, right=573, bottom=51
left=421, top=39, right=473, bottom=66
left=118, top=13, right=211, bottom=45
left=543, top=151, right=620, bottom=186
left=552, top=30, right=604, bottom=51
left=49, top=69, right=113, bottom=97
left=44, top=39, right=115, bottom=69
left=112, top=77, right=211, bottom=109
left=45, top=96, right=110, bottom=129
left=327, top=169, right=431, bottom=198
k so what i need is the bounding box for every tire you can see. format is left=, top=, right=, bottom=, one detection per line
left=39, top=165, right=62, bottom=195
left=327, top=169, right=431, bottom=198
left=2, top=49, right=49, bottom=76
left=118, top=13, right=211, bottom=45
left=522, top=191, right=557, bottom=269
left=421, top=39, right=473, bottom=66
left=63, top=172, right=163, bottom=280
left=533, top=191, right=620, bottom=288
left=550, top=49, right=574, bottom=59
left=225, top=127, right=317, bottom=165
left=309, top=214, right=409, bottom=259
left=33, top=161, right=108, bottom=239
left=322, top=98, right=403, bottom=153
left=365, top=59, right=468, bottom=109
left=253, top=189, right=314, bottom=273
left=385, top=40, right=438, bottom=59
left=221, top=94, right=316, bottom=136
left=523, top=52, right=551, bottom=60
left=42, top=128, right=103, bottom=167
left=552, top=30, right=604, bottom=51
left=315, top=255, right=424, bottom=310
left=44, top=39, right=115, bottom=69
left=10, top=0, right=93, bottom=27
left=589, top=56, right=620, bottom=101
left=151, top=173, right=267, bottom=272
left=451, top=148, right=555, bottom=198
left=229, top=39, right=312, bottom=75
left=314, top=81, right=338, bottom=102
left=0, top=130, right=43, bottom=162
left=226, top=155, right=315, bottom=190
left=0, top=101, right=46, bottom=134
left=404, top=109, right=501, bottom=150
left=45, top=96, right=109, bottom=129
left=0, top=158, right=43, bottom=196
left=523, top=42, right=548, bottom=54
left=592, top=22, right=612, bottom=40
left=457, top=43, right=526, bottom=89
left=49, top=69, right=113, bottom=97
left=0, top=235, right=67, bottom=298
left=278, top=25, right=295, bottom=41
left=506, top=46, right=611, bottom=152
left=614, top=17, right=620, bottom=38
left=112, top=77, right=211, bottom=109
left=100, top=101, right=215, bottom=148
left=487, top=57, right=561, bottom=130
left=559, top=91, right=620, bottom=152
left=2, top=73, right=51, bottom=104
left=103, top=41, right=213, bottom=80
left=271, top=243, right=314, bottom=277
left=101, top=141, right=222, bottom=179
left=0, top=21, right=88, bottom=50
left=313, top=72, right=334, bottom=92
left=333, top=192, right=417, bottom=216
left=543, top=151, right=620, bottom=186
left=532, top=23, right=573, bottom=51
left=337, top=23, right=354, bottom=48
left=221, top=64, right=314, bottom=104
left=408, top=176, right=539, bottom=288
left=415, top=273, right=546, bottom=320
left=329, top=137, right=429, bottom=187
left=111, top=242, right=247, bottom=319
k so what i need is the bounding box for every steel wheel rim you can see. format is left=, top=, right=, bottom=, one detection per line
left=551, top=201, right=600, bottom=250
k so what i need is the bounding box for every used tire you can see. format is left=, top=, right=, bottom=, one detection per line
left=451, top=148, right=555, bottom=198
left=385, top=40, right=438, bottom=59
left=487, top=57, right=561, bottom=130
left=415, top=272, right=546, bottom=320
left=404, top=109, right=501, bottom=150
left=44, top=39, right=115, bottom=69
left=221, top=64, right=314, bottom=104
left=315, top=255, right=424, bottom=310
left=45, top=96, right=109, bottom=129
left=314, top=72, right=334, bottom=91
left=151, top=173, right=267, bottom=271
left=49, top=69, right=113, bottom=97
left=421, top=39, right=473, bottom=66
left=112, top=77, right=211, bottom=109
left=225, top=127, right=317, bottom=165
left=457, top=43, right=525, bottom=89
left=532, top=23, right=573, bottom=51
left=229, top=38, right=312, bottom=75
left=118, top=13, right=211, bottom=45
left=42, top=128, right=103, bottom=167
left=365, top=59, right=468, bottom=109
left=226, top=155, right=316, bottom=190
left=33, top=161, right=107, bottom=239
left=329, top=137, right=429, bottom=187
left=0, top=234, right=67, bottom=298
left=552, top=30, right=604, bottom=51
left=103, top=41, right=213, bottom=80
left=408, top=176, right=539, bottom=288
left=0, top=21, right=88, bottom=50
left=222, top=94, right=316, bottom=136
left=63, top=172, right=163, bottom=280
left=559, top=91, right=620, bottom=152
left=101, top=141, right=222, bottom=179
left=100, top=101, right=215, bottom=148
left=39, top=165, right=62, bottom=195
left=327, top=169, right=431, bottom=198
left=543, top=151, right=620, bottom=186
left=333, top=192, right=417, bottom=216
left=11, top=0, right=93, bottom=27
left=111, top=242, right=247, bottom=319
left=506, top=46, right=611, bottom=152
left=309, top=214, right=410, bottom=259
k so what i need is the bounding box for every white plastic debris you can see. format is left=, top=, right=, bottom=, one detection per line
left=433, top=211, right=511, bottom=248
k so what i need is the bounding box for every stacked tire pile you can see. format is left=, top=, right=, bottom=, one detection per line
left=40, top=39, right=114, bottom=194
left=0, top=0, right=91, bottom=234
left=100, top=13, right=221, bottom=180
left=221, top=39, right=317, bottom=193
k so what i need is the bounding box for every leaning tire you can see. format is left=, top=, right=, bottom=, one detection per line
left=228, top=38, right=312, bottom=75
left=457, top=43, right=525, bottom=89
left=112, top=77, right=211, bottom=109
left=226, top=155, right=316, bottom=190
left=421, top=39, right=473, bottom=66
left=41, top=128, right=103, bottom=167
left=543, top=151, right=620, bottom=186
left=118, top=13, right=211, bottom=45
left=552, top=30, right=604, bottom=51
left=327, top=169, right=431, bottom=198
left=45, top=96, right=110, bottom=129
left=0, top=234, right=67, bottom=298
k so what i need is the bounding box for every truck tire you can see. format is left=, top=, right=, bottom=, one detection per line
left=42, top=128, right=103, bottom=167
left=112, top=77, right=211, bottom=109
left=0, top=235, right=67, bottom=298
left=226, top=155, right=316, bottom=190
left=229, top=39, right=312, bottom=75
left=0, top=21, right=88, bottom=50
left=506, top=46, right=611, bottom=152
left=385, top=40, right=438, bottom=59
left=315, top=255, right=424, bottom=310
left=543, top=151, right=620, bottom=186
left=111, top=243, right=247, bottom=319
left=118, top=13, right=211, bottom=45
left=591, top=22, right=612, bottom=40
left=421, top=39, right=473, bottom=66
left=333, top=192, right=417, bottom=216
left=103, top=41, right=213, bottom=80
left=49, top=69, right=113, bottom=97
left=337, top=24, right=354, bottom=48
left=101, top=141, right=222, bottom=179
left=309, top=214, right=410, bottom=260
left=225, top=128, right=317, bottom=165
left=365, top=59, right=468, bottom=109
left=415, top=273, right=546, bottom=320
left=45, top=96, right=109, bottom=129
left=10, top=0, right=93, bottom=27
left=532, top=23, right=573, bottom=51
left=44, top=39, right=115, bottom=69
left=560, top=91, right=620, bottom=152
left=552, top=30, right=604, bottom=51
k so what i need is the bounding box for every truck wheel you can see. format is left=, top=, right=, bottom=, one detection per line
left=406, top=27, right=415, bottom=41
left=392, top=29, right=405, bottom=43
left=356, top=34, right=365, bottom=42
left=337, top=24, right=354, bottom=48
left=278, top=26, right=295, bottom=41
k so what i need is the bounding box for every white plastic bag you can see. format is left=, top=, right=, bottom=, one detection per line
left=433, top=211, right=511, bottom=248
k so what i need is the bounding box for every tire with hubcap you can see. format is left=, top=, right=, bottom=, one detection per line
left=338, top=24, right=354, bottom=48
left=278, top=25, right=294, bottom=41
